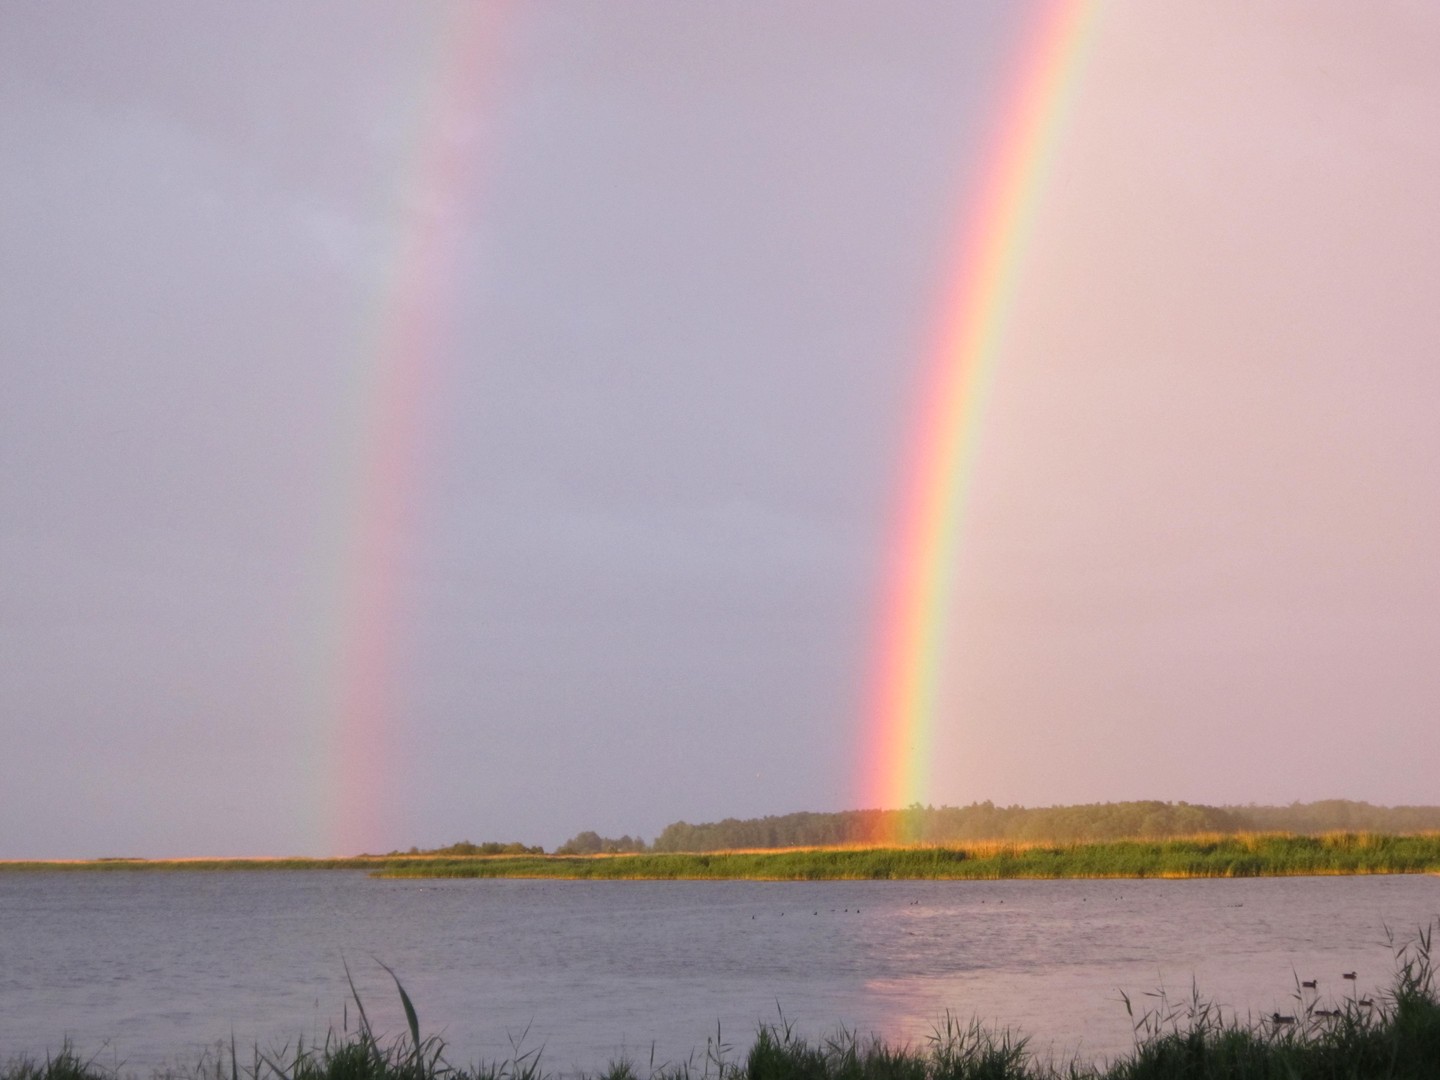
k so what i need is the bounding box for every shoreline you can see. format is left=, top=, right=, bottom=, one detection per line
left=5, top=833, right=1440, bottom=880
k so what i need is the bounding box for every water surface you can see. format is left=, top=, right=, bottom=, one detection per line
left=2, top=872, right=1435, bottom=1073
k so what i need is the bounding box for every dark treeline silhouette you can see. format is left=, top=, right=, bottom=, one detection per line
left=649, top=800, right=1440, bottom=852
left=1233, top=799, right=1440, bottom=834
left=398, top=801, right=1440, bottom=857
left=395, top=840, right=545, bottom=856
left=555, top=830, right=648, bottom=855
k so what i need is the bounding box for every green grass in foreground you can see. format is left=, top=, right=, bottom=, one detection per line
left=376, top=833, right=1440, bottom=880
left=6, top=926, right=1439, bottom=1080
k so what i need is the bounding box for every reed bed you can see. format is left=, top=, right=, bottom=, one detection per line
left=6, top=926, right=1438, bottom=1080
left=0, top=855, right=522, bottom=874
left=377, top=833, right=1440, bottom=880
left=5, top=832, right=1439, bottom=880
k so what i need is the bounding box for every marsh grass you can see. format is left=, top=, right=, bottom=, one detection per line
left=376, top=832, right=1440, bottom=880
left=7, top=925, right=1440, bottom=1080
left=1104, top=923, right=1440, bottom=1079
left=5, top=831, right=1439, bottom=881
left=0, top=858, right=407, bottom=874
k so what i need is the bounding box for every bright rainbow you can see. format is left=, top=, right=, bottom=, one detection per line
left=312, top=6, right=509, bottom=856
left=860, top=1, right=1098, bottom=830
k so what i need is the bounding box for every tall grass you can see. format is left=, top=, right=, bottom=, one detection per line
left=376, top=833, right=1440, bottom=880
left=0, top=858, right=412, bottom=873
left=6, top=924, right=1439, bottom=1080
left=5, top=832, right=1439, bottom=880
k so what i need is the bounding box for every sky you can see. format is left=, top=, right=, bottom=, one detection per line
left=3, top=1, right=1438, bottom=858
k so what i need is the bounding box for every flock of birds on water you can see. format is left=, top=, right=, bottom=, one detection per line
left=1270, top=971, right=1371, bottom=1025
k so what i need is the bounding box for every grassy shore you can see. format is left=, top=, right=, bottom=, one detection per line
left=5, top=833, right=1440, bottom=880
left=376, top=833, right=1440, bottom=880
left=6, top=927, right=1438, bottom=1080
left=0, top=856, right=416, bottom=873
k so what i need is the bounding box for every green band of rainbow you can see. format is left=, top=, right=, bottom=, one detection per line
left=860, top=1, right=1098, bottom=829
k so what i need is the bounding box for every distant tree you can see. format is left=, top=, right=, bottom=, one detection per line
left=558, top=831, right=603, bottom=855
left=394, top=839, right=545, bottom=856
left=556, top=831, right=647, bottom=855
left=645, top=799, right=1440, bottom=852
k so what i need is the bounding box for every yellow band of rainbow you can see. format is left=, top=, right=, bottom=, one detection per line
left=860, top=1, right=1099, bottom=829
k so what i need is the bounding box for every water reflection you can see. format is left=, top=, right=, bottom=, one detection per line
left=0, top=873, right=1431, bottom=1073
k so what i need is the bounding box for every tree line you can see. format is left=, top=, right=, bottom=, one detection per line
left=410, top=800, right=1440, bottom=856
left=647, top=800, right=1440, bottom=852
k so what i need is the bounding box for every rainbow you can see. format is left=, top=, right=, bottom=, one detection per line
left=312, top=6, right=510, bottom=856
left=860, top=1, right=1098, bottom=831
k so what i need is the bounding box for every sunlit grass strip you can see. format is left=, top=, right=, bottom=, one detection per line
left=4, top=832, right=1439, bottom=879
left=6, top=926, right=1439, bottom=1080
left=0, top=855, right=532, bottom=873
left=377, top=833, right=1440, bottom=881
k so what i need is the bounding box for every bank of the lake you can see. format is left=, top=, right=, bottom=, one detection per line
left=377, top=834, right=1440, bottom=880
left=5, top=833, right=1439, bottom=880
left=0, top=856, right=405, bottom=873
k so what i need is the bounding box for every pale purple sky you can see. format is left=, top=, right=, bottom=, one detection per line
left=3, top=2, right=1437, bottom=858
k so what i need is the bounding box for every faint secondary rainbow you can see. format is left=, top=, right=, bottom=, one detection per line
left=312, top=6, right=510, bottom=855
left=860, top=1, right=1098, bottom=828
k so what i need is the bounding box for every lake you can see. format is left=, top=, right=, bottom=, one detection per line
left=1, top=871, right=1436, bottom=1074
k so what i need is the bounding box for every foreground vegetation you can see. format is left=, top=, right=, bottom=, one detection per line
left=7, top=927, right=1439, bottom=1080
left=377, top=833, right=1440, bottom=880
